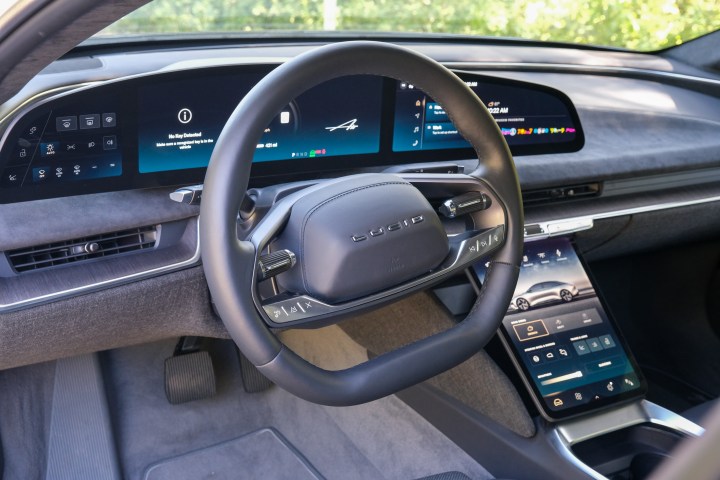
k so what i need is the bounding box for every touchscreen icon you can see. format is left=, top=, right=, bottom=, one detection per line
left=553, top=398, right=564, bottom=407
left=512, top=319, right=549, bottom=342
left=177, top=108, right=193, bottom=124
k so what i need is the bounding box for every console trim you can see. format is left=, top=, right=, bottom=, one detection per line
left=550, top=400, right=705, bottom=480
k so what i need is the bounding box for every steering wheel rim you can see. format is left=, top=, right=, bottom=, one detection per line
left=201, top=41, right=524, bottom=406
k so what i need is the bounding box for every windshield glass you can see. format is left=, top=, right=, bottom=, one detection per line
left=94, top=0, right=718, bottom=51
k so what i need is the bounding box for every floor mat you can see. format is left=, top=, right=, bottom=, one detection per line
left=144, top=428, right=323, bottom=480
left=104, top=330, right=492, bottom=480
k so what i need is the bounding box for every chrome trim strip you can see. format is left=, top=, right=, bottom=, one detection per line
left=0, top=216, right=201, bottom=312
left=525, top=193, right=720, bottom=239
left=550, top=400, right=704, bottom=480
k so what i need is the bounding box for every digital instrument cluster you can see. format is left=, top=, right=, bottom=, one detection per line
left=0, top=65, right=583, bottom=203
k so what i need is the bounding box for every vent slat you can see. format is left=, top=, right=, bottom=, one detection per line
left=7, top=226, right=157, bottom=273
left=522, top=183, right=601, bottom=205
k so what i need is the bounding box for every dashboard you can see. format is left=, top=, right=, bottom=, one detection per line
left=0, top=64, right=582, bottom=203
left=2, top=38, right=720, bottom=380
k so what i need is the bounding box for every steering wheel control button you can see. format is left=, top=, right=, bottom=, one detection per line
left=445, top=225, right=505, bottom=269
left=411, top=215, right=424, bottom=224
left=351, top=234, right=367, bottom=242
left=257, top=249, right=296, bottom=281
left=102, top=113, right=117, bottom=128
left=369, top=227, right=384, bottom=237
left=262, top=296, right=332, bottom=323
left=55, top=115, right=77, bottom=132
left=387, top=222, right=402, bottom=232
left=79, top=114, right=100, bottom=129
left=438, top=192, right=491, bottom=218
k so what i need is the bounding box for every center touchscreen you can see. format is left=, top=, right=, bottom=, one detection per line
left=473, top=237, right=645, bottom=420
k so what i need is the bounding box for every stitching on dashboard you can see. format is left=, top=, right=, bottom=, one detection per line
left=299, top=181, right=413, bottom=292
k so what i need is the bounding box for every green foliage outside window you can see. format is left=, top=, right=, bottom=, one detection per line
left=97, top=0, right=719, bottom=51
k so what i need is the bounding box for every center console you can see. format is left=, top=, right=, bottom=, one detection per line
left=461, top=235, right=706, bottom=479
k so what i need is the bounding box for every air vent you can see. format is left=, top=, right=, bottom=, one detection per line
left=7, top=226, right=157, bottom=273
left=522, top=183, right=601, bottom=205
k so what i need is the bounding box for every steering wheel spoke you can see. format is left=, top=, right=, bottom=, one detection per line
left=257, top=224, right=505, bottom=326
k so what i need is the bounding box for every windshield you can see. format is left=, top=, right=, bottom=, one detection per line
left=94, top=0, right=718, bottom=51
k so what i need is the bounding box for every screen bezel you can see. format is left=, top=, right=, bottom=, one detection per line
left=472, top=237, right=647, bottom=422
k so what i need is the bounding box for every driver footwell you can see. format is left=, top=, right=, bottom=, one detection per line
left=0, top=322, right=495, bottom=479
left=101, top=328, right=492, bottom=480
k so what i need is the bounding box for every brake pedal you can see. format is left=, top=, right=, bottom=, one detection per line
left=238, top=350, right=274, bottom=393
left=165, top=346, right=216, bottom=404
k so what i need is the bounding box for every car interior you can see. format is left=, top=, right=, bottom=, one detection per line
left=0, top=1, right=719, bottom=479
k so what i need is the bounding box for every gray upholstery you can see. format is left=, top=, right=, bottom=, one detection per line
left=0, top=266, right=228, bottom=371
left=339, top=292, right=536, bottom=438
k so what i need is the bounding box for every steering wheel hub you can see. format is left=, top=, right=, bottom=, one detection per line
left=273, top=174, right=449, bottom=304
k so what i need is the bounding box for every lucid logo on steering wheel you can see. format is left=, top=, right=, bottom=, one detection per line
left=351, top=215, right=424, bottom=242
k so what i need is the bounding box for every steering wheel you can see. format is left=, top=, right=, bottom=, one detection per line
left=200, top=41, right=523, bottom=406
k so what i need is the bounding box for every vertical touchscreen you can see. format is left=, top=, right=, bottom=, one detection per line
left=473, top=238, right=645, bottom=420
